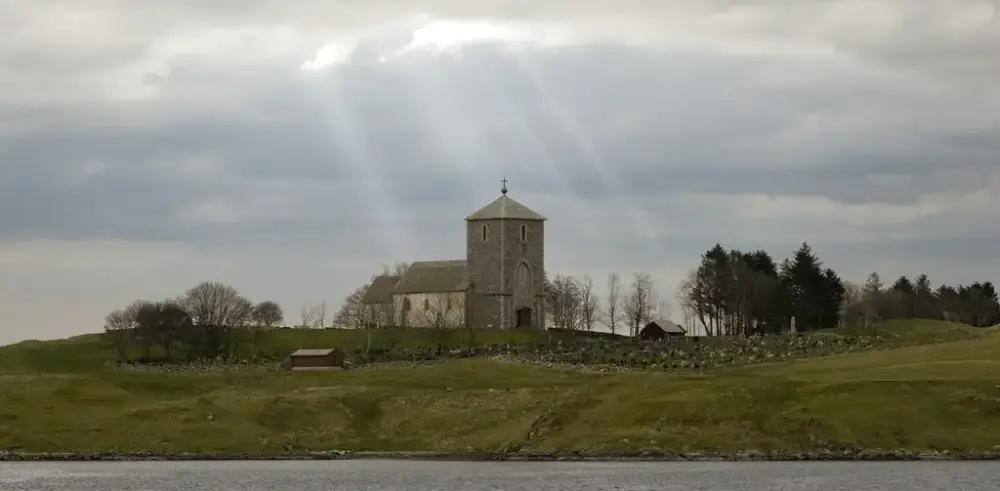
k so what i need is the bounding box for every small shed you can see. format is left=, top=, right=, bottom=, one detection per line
left=639, top=320, right=686, bottom=340
left=288, top=348, right=345, bottom=371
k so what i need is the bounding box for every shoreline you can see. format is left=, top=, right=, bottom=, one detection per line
left=3, top=448, right=1000, bottom=462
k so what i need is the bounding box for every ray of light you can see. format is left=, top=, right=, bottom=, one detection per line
left=458, top=55, right=600, bottom=239
left=507, top=53, right=661, bottom=241
left=373, top=51, right=487, bottom=217
left=378, top=16, right=593, bottom=236
left=410, top=32, right=599, bottom=238
left=299, top=67, right=414, bottom=264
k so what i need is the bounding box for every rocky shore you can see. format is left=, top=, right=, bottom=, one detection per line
left=3, top=448, right=1000, bottom=462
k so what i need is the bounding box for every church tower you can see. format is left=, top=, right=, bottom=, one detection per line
left=465, top=179, right=546, bottom=329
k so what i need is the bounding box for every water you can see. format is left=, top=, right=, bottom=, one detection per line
left=1, top=460, right=997, bottom=490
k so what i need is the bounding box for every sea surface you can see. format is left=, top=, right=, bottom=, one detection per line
left=1, top=460, right=998, bottom=490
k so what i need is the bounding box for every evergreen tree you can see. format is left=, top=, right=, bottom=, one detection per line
left=890, top=276, right=916, bottom=318
left=784, top=242, right=829, bottom=332
left=913, top=274, right=937, bottom=318
left=679, top=242, right=997, bottom=336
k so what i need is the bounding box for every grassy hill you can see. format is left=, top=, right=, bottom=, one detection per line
left=0, top=320, right=997, bottom=455
left=0, top=326, right=560, bottom=373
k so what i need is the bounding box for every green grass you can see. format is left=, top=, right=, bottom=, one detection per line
left=0, top=327, right=557, bottom=374
left=0, top=320, right=997, bottom=454
left=808, top=318, right=985, bottom=344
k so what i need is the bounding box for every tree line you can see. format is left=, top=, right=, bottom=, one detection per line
left=330, top=242, right=998, bottom=337
left=330, top=263, right=671, bottom=337
left=109, top=245, right=996, bottom=356
left=103, top=281, right=284, bottom=361
left=844, top=272, right=999, bottom=328
left=545, top=271, right=672, bottom=337
left=677, top=242, right=999, bottom=336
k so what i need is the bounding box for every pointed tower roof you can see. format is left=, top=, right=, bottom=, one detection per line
left=465, top=194, right=546, bottom=221
left=466, top=179, right=546, bottom=221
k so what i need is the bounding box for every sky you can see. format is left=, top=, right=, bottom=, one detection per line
left=1, top=1, right=998, bottom=343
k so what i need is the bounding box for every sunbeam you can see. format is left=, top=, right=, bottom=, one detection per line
left=379, top=14, right=659, bottom=242
left=508, top=54, right=661, bottom=240
left=384, top=16, right=598, bottom=237
left=371, top=39, right=486, bottom=217
left=457, top=50, right=600, bottom=239
left=374, top=16, right=592, bottom=233
left=298, top=53, right=415, bottom=263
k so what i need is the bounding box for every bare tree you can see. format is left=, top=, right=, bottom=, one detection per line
left=548, top=274, right=582, bottom=330
left=622, top=272, right=654, bottom=337
left=179, top=281, right=253, bottom=357
left=382, top=262, right=410, bottom=276
left=332, top=286, right=367, bottom=328
left=676, top=271, right=699, bottom=335
left=316, top=301, right=327, bottom=329
left=299, top=305, right=310, bottom=328
left=861, top=272, right=885, bottom=331
left=681, top=266, right=725, bottom=337
left=656, top=299, right=672, bottom=322
left=181, top=281, right=252, bottom=326
left=840, top=281, right=865, bottom=328
left=300, top=303, right=323, bottom=328
left=422, top=294, right=464, bottom=329
left=125, top=299, right=155, bottom=358
left=371, top=301, right=395, bottom=328
left=103, top=308, right=134, bottom=361
left=353, top=297, right=376, bottom=329
left=602, top=272, right=622, bottom=335
left=250, top=300, right=284, bottom=358
left=580, top=274, right=598, bottom=331
left=233, top=297, right=254, bottom=322
left=330, top=285, right=376, bottom=352
left=331, top=264, right=410, bottom=331
left=253, top=301, right=284, bottom=327
left=135, top=300, right=192, bottom=359
left=124, top=299, right=146, bottom=320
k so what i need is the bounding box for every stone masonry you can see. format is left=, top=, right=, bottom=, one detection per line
left=361, top=182, right=546, bottom=329
left=465, top=185, right=546, bottom=329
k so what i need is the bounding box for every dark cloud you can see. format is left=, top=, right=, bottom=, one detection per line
left=7, top=42, right=995, bottom=246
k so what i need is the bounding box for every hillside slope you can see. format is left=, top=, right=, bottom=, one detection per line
left=0, top=318, right=985, bottom=373
left=0, top=327, right=557, bottom=373
left=0, top=322, right=997, bottom=454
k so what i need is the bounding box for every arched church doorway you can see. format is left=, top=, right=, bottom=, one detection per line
left=515, top=307, right=533, bottom=328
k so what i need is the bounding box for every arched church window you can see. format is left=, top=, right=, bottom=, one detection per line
left=482, top=224, right=488, bottom=242
left=403, top=297, right=411, bottom=310
left=517, top=262, right=530, bottom=285
left=424, top=298, right=430, bottom=310
left=520, top=224, right=527, bottom=242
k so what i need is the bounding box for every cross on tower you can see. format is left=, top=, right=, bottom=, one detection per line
left=501, top=177, right=508, bottom=195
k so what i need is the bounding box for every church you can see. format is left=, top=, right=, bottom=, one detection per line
left=360, top=182, right=546, bottom=329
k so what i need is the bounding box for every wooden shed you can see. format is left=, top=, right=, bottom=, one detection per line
left=639, top=320, right=686, bottom=341
left=288, top=348, right=345, bottom=371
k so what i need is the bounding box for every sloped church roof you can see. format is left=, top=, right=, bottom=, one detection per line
left=393, top=260, right=469, bottom=294
left=361, top=185, right=544, bottom=301
left=361, top=260, right=470, bottom=303
left=360, top=275, right=401, bottom=304
left=465, top=192, right=546, bottom=221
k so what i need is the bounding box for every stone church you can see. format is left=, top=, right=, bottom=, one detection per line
left=360, top=183, right=546, bottom=329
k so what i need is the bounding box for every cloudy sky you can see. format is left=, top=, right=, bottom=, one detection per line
left=1, top=1, right=998, bottom=343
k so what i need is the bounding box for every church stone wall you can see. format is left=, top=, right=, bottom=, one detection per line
left=466, top=219, right=545, bottom=329
left=393, top=292, right=466, bottom=328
